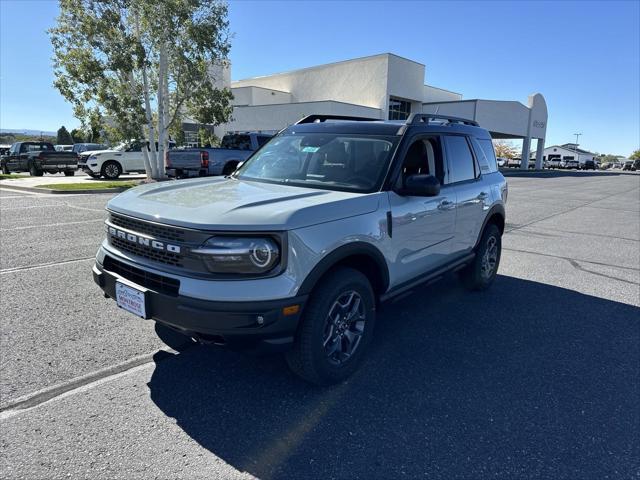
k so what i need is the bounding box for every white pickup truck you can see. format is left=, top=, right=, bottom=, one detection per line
left=79, top=140, right=175, bottom=179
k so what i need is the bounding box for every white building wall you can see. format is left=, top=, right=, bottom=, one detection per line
left=423, top=85, right=462, bottom=103
left=231, top=86, right=292, bottom=106
left=231, top=54, right=391, bottom=110
left=219, top=101, right=382, bottom=135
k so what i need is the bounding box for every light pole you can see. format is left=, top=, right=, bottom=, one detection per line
left=573, top=132, right=582, bottom=164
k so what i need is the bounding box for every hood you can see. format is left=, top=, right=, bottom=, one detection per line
left=107, top=177, right=381, bottom=231
left=81, top=149, right=118, bottom=157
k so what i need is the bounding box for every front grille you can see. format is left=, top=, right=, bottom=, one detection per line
left=103, top=256, right=180, bottom=296
left=110, top=236, right=183, bottom=267
left=109, top=213, right=185, bottom=242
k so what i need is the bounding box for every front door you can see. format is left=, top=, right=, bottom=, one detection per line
left=387, top=136, right=456, bottom=285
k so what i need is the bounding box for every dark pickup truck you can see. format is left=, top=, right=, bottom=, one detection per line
left=166, top=133, right=272, bottom=178
left=1, top=142, right=78, bottom=176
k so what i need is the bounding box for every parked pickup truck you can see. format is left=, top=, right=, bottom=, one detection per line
left=166, top=133, right=272, bottom=178
left=1, top=141, right=78, bottom=176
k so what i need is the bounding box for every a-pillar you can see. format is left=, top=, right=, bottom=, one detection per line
left=535, top=138, right=545, bottom=169
left=520, top=136, right=531, bottom=170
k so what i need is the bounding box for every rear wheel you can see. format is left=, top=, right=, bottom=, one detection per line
left=460, top=223, right=502, bottom=291
left=286, top=267, right=375, bottom=385
left=101, top=161, right=122, bottom=179
left=64, top=170, right=75, bottom=177
left=29, top=164, right=43, bottom=176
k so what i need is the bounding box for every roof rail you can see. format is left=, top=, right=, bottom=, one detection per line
left=295, top=114, right=380, bottom=124
left=408, top=113, right=479, bottom=127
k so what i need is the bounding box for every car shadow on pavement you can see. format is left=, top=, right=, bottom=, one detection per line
left=147, top=274, right=639, bottom=479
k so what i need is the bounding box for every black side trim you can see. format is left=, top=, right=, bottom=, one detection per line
left=474, top=204, right=506, bottom=249
left=298, top=243, right=390, bottom=296
left=380, top=253, right=475, bottom=302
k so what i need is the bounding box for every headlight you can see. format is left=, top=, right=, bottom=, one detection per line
left=88, top=154, right=97, bottom=160
left=192, top=236, right=280, bottom=274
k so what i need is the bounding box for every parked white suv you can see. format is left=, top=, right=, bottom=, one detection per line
left=93, top=114, right=507, bottom=385
left=79, top=140, right=175, bottom=179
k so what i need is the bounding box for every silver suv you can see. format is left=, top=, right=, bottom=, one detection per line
left=93, top=114, right=507, bottom=385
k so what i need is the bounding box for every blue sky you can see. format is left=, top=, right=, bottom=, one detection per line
left=1, top=0, right=638, bottom=155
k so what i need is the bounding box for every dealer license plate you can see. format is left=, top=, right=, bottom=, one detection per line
left=115, top=282, right=148, bottom=318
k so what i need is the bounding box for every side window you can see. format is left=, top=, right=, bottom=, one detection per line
left=256, top=135, right=271, bottom=147
left=472, top=138, right=498, bottom=173
left=444, top=135, right=476, bottom=183
left=399, top=136, right=445, bottom=187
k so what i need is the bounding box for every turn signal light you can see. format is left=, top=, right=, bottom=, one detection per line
left=282, top=305, right=300, bottom=316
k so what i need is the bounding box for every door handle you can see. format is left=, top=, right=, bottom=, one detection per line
left=438, top=200, right=454, bottom=211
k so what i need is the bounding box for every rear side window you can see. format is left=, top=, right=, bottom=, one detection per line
left=256, top=135, right=271, bottom=147
left=444, top=135, right=476, bottom=183
left=221, top=135, right=252, bottom=150
left=473, top=138, right=498, bottom=173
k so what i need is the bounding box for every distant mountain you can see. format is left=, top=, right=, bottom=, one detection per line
left=0, top=128, right=57, bottom=136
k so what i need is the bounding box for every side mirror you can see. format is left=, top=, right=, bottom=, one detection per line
left=399, top=174, right=441, bottom=197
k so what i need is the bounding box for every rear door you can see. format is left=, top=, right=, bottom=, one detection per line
left=443, top=135, right=487, bottom=254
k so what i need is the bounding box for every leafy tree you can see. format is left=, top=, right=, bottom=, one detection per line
left=50, top=0, right=233, bottom=179
left=70, top=128, right=85, bottom=143
left=630, top=149, right=640, bottom=161
left=56, top=126, right=73, bottom=145
left=493, top=139, right=518, bottom=159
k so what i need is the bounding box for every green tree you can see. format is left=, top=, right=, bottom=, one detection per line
left=56, top=126, right=73, bottom=145
left=630, top=149, right=640, bottom=160
left=70, top=128, right=85, bottom=143
left=50, top=0, right=233, bottom=179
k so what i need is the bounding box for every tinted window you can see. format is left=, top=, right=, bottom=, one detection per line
left=473, top=138, right=498, bottom=173
left=444, top=136, right=476, bottom=183
left=221, top=134, right=252, bottom=150
left=388, top=97, right=412, bottom=120
left=256, top=135, right=271, bottom=147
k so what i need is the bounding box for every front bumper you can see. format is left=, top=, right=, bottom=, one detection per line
left=93, top=258, right=307, bottom=353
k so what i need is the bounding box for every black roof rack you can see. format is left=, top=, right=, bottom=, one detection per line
left=296, top=114, right=380, bottom=124
left=407, top=113, right=479, bottom=127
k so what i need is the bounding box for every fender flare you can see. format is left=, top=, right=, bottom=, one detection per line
left=474, top=203, right=506, bottom=249
left=298, top=242, right=390, bottom=296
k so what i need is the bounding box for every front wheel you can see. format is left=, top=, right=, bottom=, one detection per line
left=460, top=223, right=502, bottom=291
left=286, top=267, right=376, bottom=385
left=64, top=170, right=75, bottom=177
left=1, top=163, right=8, bottom=174
left=101, top=161, right=122, bottom=179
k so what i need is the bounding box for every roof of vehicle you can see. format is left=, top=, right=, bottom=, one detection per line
left=283, top=115, right=491, bottom=139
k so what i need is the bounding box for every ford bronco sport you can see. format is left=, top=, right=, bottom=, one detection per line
left=93, top=114, right=507, bottom=385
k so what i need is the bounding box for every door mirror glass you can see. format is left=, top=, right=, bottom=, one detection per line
left=398, top=174, right=441, bottom=197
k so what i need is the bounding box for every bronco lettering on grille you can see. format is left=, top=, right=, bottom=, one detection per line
left=108, top=226, right=181, bottom=254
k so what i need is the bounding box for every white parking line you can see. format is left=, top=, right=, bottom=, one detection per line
left=0, top=257, right=95, bottom=275
left=0, top=218, right=104, bottom=231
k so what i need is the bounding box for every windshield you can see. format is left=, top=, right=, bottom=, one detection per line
left=235, top=133, right=398, bottom=192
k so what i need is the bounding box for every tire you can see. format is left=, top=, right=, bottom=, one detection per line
left=222, top=161, right=238, bottom=176
left=154, top=323, right=194, bottom=352
left=1, top=163, right=9, bottom=174
left=64, top=170, right=75, bottom=176
left=101, top=161, right=122, bottom=179
left=29, top=164, right=43, bottom=176
left=460, top=223, right=502, bottom=291
left=286, top=267, right=376, bottom=386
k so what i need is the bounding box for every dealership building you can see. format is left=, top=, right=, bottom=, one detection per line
left=185, top=53, right=548, bottom=169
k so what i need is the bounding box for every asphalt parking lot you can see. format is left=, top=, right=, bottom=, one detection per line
left=0, top=171, right=638, bottom=479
